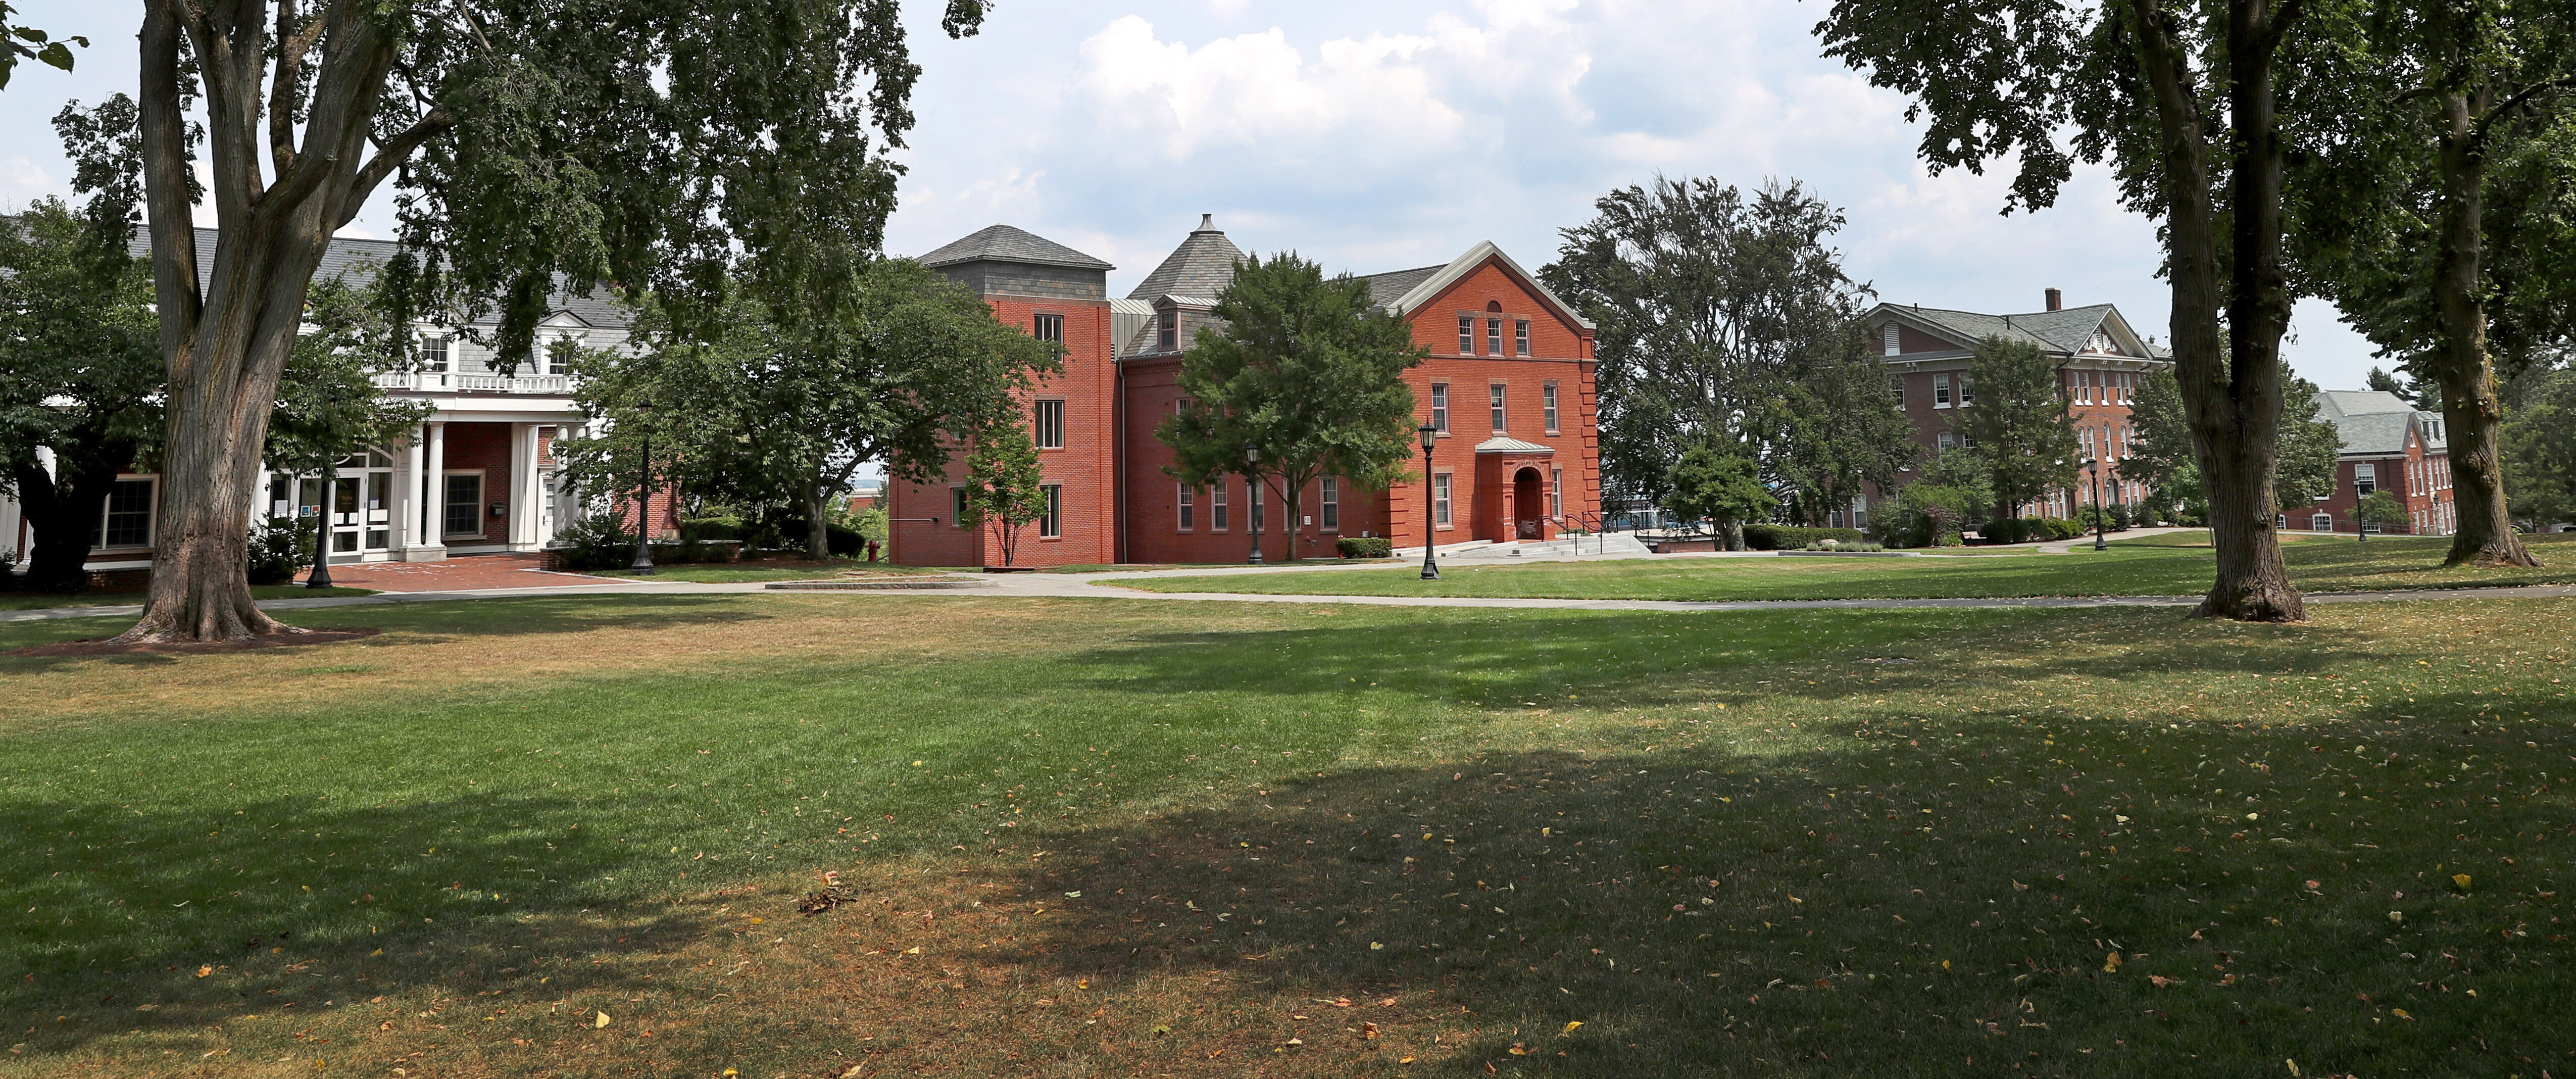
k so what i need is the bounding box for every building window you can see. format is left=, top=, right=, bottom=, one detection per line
left=1430, top=383, right=1449, bottom=433
left=1458, top=315, right=1475, bottom=355
left=2314, top=513, right=2335, bottom=532
left=1320, top=477, right=1340, bottom=531
left=443, top=473, right=483, bottom=537
left=1433, top=473, right=1452, bottom=527
left=1039, top=485, right=1062, bottom=538
left=1033, top=313, right=1064, bottom=343
left=2354, top=462, right=2376, bottom=495
left=1543, top=383, right=1560, bottom=432
left=1034, top=399, right=1065, bottom=450
left=1487, top=317, right=1504, bottom=356
left=1515, top=320, right=1531, bottom=356
left=1489, top=384, right=1507, bottom=432
left=1889, top=375, right=1905, bottom=405
left=96, top=477, right=155, bottom=549
left=1178, top=485, right=1195, bottom=531
left=952, top=486, right=969, bottom=527
left=1957, top=374, right=1974, bottom=407
left=1934, top=373, right=1952, bottom=407
left=1883, top=323, right=1901, bottom=356
left=1550, top=468, right=1563, bottom=518
left=421, top=333, right=450, bottom=372
left=1212, top=485, right=1228, bottom=530
left=1937, top=430, right=1957, bottom=452
left=1158, top=311, right=1177, bottom=352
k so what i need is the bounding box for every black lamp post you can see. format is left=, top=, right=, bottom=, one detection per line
left=1417, top=422, right=1441, bottom=580
left=1244, top=447, right=1264, bottom=565
left=2088, top=455, right=2108, bottom=551
left=628, top=399, right=656, bottom=573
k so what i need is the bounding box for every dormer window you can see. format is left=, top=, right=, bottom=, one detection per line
left=2086, top=330, right=2116, bottom=354
left=1158, top=311, right=1177, bottom=352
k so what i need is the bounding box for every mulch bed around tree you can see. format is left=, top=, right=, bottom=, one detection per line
left=7, top=627, right=380, bottom=657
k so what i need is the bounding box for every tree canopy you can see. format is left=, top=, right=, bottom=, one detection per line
left=1543, top=177, right=1914, bottom=517
left=0, top=2, right=84, bottom=90
left=1951, top=336, right=2079, bottom=519
left=1158, top=252, right=1425, bottom=563
left=562, top=261, right=1058, bottom=559
left=118, top=0, right=995, bottom=641
left=1662, top=443, right=1774, bottom=551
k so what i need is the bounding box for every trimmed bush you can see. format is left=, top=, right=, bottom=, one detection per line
left=1803, top=540, right=1885, bottom=552
left=246, top=515, right=313, bottom=585
left=1336, top=536, right=1394, bottom=559
left=681, top=516, right=744, bottom=542
left=553, top=514, right=636, bottom=571
left=1741, top=524, right=1865, bottom=551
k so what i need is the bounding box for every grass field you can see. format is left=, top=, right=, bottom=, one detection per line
left=2, top=592, right=2572, bottom=1076
left=1114, top=532, right=2576, bottom=603
left=0, top=584, right=377, bottom=612
left=586, top=560, right=952, bottom=583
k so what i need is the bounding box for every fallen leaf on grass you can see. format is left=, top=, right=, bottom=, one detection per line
left=2104, top=953, right=2121, bottom=972
left=1364, top=1022, right=1380, bottom=1040
left=195, top=965, right=212, bottom=977
left=2391, top=1008, right=2413, bottom=1021
left=2452, top=874, right=2471, bottom=890
left=593, top=1012, right=611, bottom=1029
left=1562, top=1021, right=1582, bottom=1034
left=2149, top=975, right=2181, bottom=988
left=1507, top=1043, right=1529, bottom=1055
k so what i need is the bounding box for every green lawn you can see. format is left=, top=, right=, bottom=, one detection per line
left=1, top=593, right=2571, bottom=1076
left=0, top=583, right=377, bottom=611
left=1114, top=531, right=2576, bottom=602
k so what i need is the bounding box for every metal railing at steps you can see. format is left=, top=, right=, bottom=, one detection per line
left=1553, top=511, right=1614, bottom=555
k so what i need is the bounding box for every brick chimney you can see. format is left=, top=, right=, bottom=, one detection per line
left=2045, top=287, right=2063, bottom=312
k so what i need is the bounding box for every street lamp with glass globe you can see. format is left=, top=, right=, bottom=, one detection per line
left=1244, top=446, right=1263, bottom=564
left=2088, top=454, right=2109, bottom=551
left=1417, top=422, right=1441, bottom=580
left=628, top=399, right=656, bottom=573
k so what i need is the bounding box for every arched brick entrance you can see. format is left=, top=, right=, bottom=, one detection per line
left=1513, top=467, right=1544, bottom=540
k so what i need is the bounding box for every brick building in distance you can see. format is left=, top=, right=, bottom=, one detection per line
left=885, top=216, right=1600, bottom=567
left=2299, top=390, right=2454, bottom=535
left=1854, top=289, right=2173, bottom=525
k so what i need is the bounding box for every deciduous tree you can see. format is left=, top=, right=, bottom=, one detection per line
left=961, top=422, right=1046, bottom=569
left=1952, top=337, right=2080, bottom=519
left=1663, top=442, right=1774, bottom=551
left=1544, top=178, right=1909, bottom=513
left=1818, top=0, right=2315, bottom=619
left=0, top=1, right=84, bottom=89
left=2502, top=363, right=2576, bottom=528
left=1158, top=253, right=1425, bottom=563
left=117, top=0, right=994, bottom=641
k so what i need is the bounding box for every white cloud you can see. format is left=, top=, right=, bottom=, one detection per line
left=1073, top=17, right=1459, bottom=161
left=2, top=156, right=54, bottom=203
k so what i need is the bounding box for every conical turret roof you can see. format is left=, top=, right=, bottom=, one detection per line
left=1127, top=214, right=1244, bottom=301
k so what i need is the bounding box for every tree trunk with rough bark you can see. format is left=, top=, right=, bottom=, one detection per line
left=2129, top=0, right=2305, bottom=622
left=10, top=437, right=135, bottom=592
left=805, top=482, right=833, bottom=563
left=2428, top=87, right=2540, bottom=568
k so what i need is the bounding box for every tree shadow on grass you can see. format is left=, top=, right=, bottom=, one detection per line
left=0, top=790, right=711, bottom=1056
left=944, top=711, right=2573, bottom=1078
left=0, top=596, right=782, bottom=671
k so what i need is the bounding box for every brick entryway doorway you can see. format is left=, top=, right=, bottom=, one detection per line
left=1513, top=467, right=1544, bottom=539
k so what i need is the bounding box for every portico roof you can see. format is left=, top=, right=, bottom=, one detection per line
left=1474, top=436, right=1555, bottom=454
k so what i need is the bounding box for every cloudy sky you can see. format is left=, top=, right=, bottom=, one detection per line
left=3, top=0, right=2385, bottom=386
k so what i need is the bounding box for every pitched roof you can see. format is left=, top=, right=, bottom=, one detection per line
left=2312, top=389, right=2444, bottom=456
left=1871, top=301, right=2170, bottom=361
left=1356, top=265, right=1443, bottom=309
left=1474, top=436, right=1555, bottom=454
left=1367, top=241, right=1596, bottom=331
left=1128, top=215, right=1245, bottom=301
left=917, top=224, right=1113, bottom=271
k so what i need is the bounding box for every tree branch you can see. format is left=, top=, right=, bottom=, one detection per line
left=139, top=0, right=203, bottom=365
left=2473, top=74, right=2576, bottom=148
left=336, top=109, right=452, bottom=227
left=267, top=0, right=330, bottom=181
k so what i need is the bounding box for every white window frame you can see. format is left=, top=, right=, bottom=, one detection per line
left=1883, top=322, right=1902, bottom=356
left=1320, top=476, right=1340, bottom=531
left=1177, top=485, right=1195, bottom=531
left=1550, top=468, right=1563, bottom=518
left=1933, top=373, right=1952, bottom=408
left=94, top=476, right=158, bottom=550
left=1515, top=319, right=1531, bottom=357
left=1457, top=315, right=1475, bottom=355
left=1211, top=484, right=1228, bottom=531
left=951, top=485, right=969, bottom=528
left=420, top=332, right=451, bottom=372
left=442, top=470, right=485, bottom=540
left=1034, top=399, right=1066, bottom=450
left=1487, top=317, right=1504, bottom=357
left=1957, top=374, right=1973, bottom=407
left=2354, top=462, right=2377, bottom=495
left=1937, top=430, right=1956, bottom=452
left=1039, top=484, right=1062, bottom=538
left=1033, top=312, right=1065, bottom=343
left=1889, top=375, right=1905, bottom=405
left=1543, top=382, right=1560, bottom=432
left=1489, top=383, right=1507, bottom=433
left=1433, top=473, right=1453, bottom=527
left=1430, top=383, right=1449, bottom=433
left=2313, top=512, right=2334, bottom=532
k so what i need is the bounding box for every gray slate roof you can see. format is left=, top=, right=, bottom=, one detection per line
left=917, top=224, right=1114, bottom=271
left=1128, top=215, right=1245, bottom=301
left=1357, top=265, right=1443, bottom=309
left=2313, top=389, right=2443, bottom=456
left=130, top=228, right=632, bottom=328
left=1902, top=303, right=2131, bottom=356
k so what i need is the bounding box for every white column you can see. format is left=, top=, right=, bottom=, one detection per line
left=394, top=428, right=422, bottom=553
left=417, top=421, right=449, bottom=561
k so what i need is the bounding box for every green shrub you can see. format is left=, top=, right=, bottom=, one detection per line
left=1336, top=536, right=1393, bottom=558
left=554, top=514, right=636, bottom=571
left=681, top=515, right=744, bottom=542
left=1741, top=524, right=1865, bottom=551
left=1802, top=540, right=1885, bottom=552
left=246, top=515, right=314, bottom=585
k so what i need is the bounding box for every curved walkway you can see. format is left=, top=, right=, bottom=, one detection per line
left=7, top=568, right=2573, bottom=623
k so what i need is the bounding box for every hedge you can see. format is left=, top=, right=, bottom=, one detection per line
left=1741, top=524, right=1866, bottom=551
left=1336, top=536, right=1394, bottom=558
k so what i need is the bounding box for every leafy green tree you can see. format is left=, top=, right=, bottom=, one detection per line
left=2502, top=365, right=2576, bottom=528
left=0, top=198, right=161, bottom=592
left=266, top=276, right=435, bottom=585
left=961, top=422, right=1047, bottom=568
left=1158, top=252, right=1426, bottom=563
left=564, top=262, right=1057, bottom=560
left=1817, top=0, right=2316, bottom=620
left=1663, top=442, right=1775, bottom=551
left=2273, top=371, right=2346, bottom=510
left=0, top=1, right=84, bottom=89
left=115, top=0, right=997, bottom=642
left=1544, top=178, right=1911, bottom=513
left=2283, top=0, right=2576, bottom=568
left=1952, top=336, right=2079, bottom=520
left=2354, top=490, right=2409, bottom=539
left=2129, top=365, right=2340, bottom=521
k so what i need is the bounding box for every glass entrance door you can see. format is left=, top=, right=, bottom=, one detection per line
left=303, top=452, right=398, bottom=562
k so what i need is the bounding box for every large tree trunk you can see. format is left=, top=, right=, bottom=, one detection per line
left=115, top=2, right=399, bottom=642
left=805, top=483, right=833, bottom=562
left=9, top=436, right=136, bottom=593
left=2428, top=87, right=2540, bottom=568
left=2128, top=0, right=2305, bottom=622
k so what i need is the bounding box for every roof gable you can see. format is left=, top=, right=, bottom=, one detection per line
left=1370, top=241, right=1595, bottom=332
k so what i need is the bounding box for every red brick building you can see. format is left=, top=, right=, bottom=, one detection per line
left=886, top=218, right=1600, bottom=567
left=1856, top=290, right=2173, bottom=523
left=2297, top=390, right=2454, bottom=535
